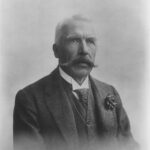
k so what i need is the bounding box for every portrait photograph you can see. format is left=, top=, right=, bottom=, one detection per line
left=0, top=0, right=149, bottom=150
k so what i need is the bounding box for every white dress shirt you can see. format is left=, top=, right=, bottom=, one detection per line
left=59, top=67, right=89, bottom=99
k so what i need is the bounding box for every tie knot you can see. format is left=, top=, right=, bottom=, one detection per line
left=74, top=88, right=89, bottom=101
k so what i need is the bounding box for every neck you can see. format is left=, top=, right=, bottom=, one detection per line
left=72, top=75, right=87, bottom=85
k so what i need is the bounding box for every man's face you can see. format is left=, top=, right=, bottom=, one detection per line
left=55, top=20, right=97, bottom=79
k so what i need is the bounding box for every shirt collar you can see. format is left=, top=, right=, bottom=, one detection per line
left=59, top=67, right=89, bottom=90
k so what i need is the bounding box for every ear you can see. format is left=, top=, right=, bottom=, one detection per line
left=53, top=44, right=59, bottom=58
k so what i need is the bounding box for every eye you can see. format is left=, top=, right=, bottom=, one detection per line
left=72, top=38, right=80, bottom=43
left=68, top=38, right=80, bottom=44
left=86, top=38, right=95, bottom=45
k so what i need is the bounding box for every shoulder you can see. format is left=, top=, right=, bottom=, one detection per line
left=90, top=76, right=122, bottom=105
left=16, top=68, right=59, bottom=97
left=90, top=76, right=114, bottom=91
left=14, top=68, right=59, bottom=109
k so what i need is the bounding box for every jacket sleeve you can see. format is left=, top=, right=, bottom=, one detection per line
left=112, top=86, right=139, bottom=150
left=13, top=90, right=45, bottom=150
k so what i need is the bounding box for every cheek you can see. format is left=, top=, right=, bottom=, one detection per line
left=89, top=47, right=97, bottom=59
left=66, top=43, right=79, bottom=52
left=64, top=44, right=79, bottom=56
left=59, top=46, right=78, bottom=61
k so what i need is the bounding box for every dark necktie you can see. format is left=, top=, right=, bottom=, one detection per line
left=74, top=88, right=89, bottom=120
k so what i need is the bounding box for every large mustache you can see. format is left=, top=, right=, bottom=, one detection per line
left=60, top=57, right=98, bottom=68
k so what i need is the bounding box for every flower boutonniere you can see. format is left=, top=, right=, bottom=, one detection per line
left=104, top=94, right=117, bottom=111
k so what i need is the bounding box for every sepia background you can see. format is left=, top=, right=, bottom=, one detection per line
left=0, top=0, right=149, bottom=150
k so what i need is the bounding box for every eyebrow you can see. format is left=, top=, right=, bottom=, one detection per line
left=66, top=34, right=97, bottom=40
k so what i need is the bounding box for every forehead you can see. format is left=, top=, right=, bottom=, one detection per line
left=62, top=20, right=96, bottom=38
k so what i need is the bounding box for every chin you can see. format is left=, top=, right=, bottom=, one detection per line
left=71, top=67, right=92, bottom=78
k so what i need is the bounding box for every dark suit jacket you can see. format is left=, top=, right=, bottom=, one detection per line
left=13, top=68, right=137, bottom=150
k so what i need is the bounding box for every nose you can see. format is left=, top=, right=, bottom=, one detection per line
left=79, top=39, right=88, bottom=55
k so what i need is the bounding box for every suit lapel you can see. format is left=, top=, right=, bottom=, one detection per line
left=44, top=68, right=78, bottom=146
left=89, top=76, right=106, bottom=131
left=90, top=76, right=118, bottom=136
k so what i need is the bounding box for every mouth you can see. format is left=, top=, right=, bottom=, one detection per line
left=76, top=62, right=89, bottom=67
left=60, top=58, right=96, bottom=68
left=72, top=58, right=94, bottom=67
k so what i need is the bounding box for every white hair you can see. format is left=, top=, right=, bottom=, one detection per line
left=54, top=15, right=93, bottom=45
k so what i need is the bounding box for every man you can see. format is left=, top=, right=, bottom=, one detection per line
left=13, top=15, right=138, bottom=150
